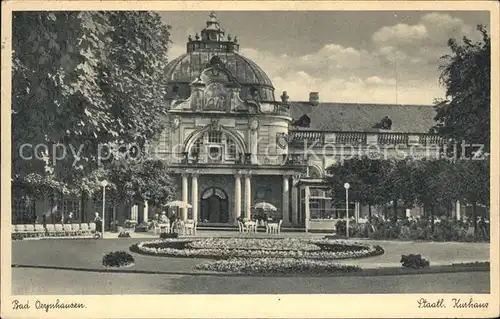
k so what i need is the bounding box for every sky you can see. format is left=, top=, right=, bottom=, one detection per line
left=158, top=11, right=489, bottom=105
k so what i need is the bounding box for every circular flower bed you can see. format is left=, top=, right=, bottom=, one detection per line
left=195, top=258, right=362, bottom=274
left=187, top=238, right=320, bottom=251
left=132, top=238, right=384, bottom=260
left=102, top=251, right=135, bottom=268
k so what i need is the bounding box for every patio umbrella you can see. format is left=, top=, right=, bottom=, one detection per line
left=163, top=200, right=192, bottom=209
left=253, top=201, right=277, bottom=211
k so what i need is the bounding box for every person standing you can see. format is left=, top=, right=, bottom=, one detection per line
left=93, top=212, right=103, bottom=238
left=65, top=212, right=74, bottom=224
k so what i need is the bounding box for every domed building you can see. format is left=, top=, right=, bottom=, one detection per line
left=150, top=12, right=446, bottom=231
left=11, top=13, right=456, bottom=232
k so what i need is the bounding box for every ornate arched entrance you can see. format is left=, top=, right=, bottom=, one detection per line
left=200, top=187, right=229, bottom=223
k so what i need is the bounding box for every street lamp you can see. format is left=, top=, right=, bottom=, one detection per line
left=344, top=182, right=350, bottom=238
left=101, top=180, right=108, bottom=237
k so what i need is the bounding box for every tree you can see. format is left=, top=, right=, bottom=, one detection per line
left=453, top=158, right=489, bottom=233
left=352, top=157, right=387, bottom=218
left=382, top=159, right=417, bottom=222
left=325, top=157, right=387, bottom=219
left=325, top=159, right=363, bottom=217
left=433, top=25, right=490, bottom=156
left=12, top=11, right=172, bottom=188
left=104, top=158, right=177, bottom=218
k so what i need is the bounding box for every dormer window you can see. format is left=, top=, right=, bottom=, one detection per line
left=373, top=116, right=393, bottom=130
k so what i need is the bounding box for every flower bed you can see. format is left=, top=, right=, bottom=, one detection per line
left=132, top=238, right=384, bottom=260
left=186, top=238, right=320, bottom=251
left=195, top=258, right=361, bottom=274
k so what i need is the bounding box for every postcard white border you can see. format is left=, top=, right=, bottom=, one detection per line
left=1, top=1, right=499, bottom=318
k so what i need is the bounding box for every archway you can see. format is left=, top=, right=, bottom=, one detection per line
left=200, top=187, right=229, bottom=223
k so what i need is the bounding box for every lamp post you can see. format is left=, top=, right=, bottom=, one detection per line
left=101, top=180, right=108, bottom=237
left=344, top=183, right=350, bottom=238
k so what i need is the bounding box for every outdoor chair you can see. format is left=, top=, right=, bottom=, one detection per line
left=172, top=220, right=184, bottom=234
left=34, top=224, right=46, bottom=237
left=237, top=221, right=244, bottom=232
left=89, top=222, right=96, bottom=233
left=54, top=224, right=65, bottom=236
left=184, top=220, right=196, bottom=235
left=45, top=224, right=57, bottom=237
left=71, top=223, right=82, bottom=236
left=244, top=221, right=257, bottom=233
left=24, top=224, right=36, bottom=237
left=14, top=224, right=25, bottom=235
left=267, top=220, right=282, bottom=234
left=64, top=224, right=75, bottom=236
left=157, top=223, right=170, bottom=234
left=80, top=223, right=91, bottom=236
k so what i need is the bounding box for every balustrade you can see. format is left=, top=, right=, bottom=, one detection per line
left=335, top=132, right=367, bottom=144
left=418, top=134, right=443, bottom=146
left=377, top=133, right=409, bottom=145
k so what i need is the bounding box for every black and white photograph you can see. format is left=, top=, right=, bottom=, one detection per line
left=1, top=1, right=498, bottom=318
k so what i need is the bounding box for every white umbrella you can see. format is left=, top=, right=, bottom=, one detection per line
left=163, top=200, right=192, bottom=209
left=253, top=201, right=277, bottom=211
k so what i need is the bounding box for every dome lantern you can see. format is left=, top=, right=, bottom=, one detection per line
left=186, top=12, right=239, bottom=53
left=169, top=12, right=275, bottom=102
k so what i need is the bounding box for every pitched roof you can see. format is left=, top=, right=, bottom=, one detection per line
left=289, top=102, right=438, bottom=133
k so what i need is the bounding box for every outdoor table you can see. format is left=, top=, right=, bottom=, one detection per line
left=158, top=223, right=170, bottom=233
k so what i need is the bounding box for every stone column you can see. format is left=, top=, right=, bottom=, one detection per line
left=291, top=175, right=300, bottom=225
left=181, top=172, right=189, bottom=220
left=234, top=170, right=242, bottom=223
left=143, top=200, right=149, bottom=223
left=251, top=131, right=258, bottom=164
left=304, top=186, right=310, bottom=232
left=249, top=119, right=259, bottom=164
left=244, top=172, right=252, bottom=219
left=355, top=202, right=360, bottom=222
left=191, top=172, right=199, bottom=222
left=456, top=200, right=461, bottom=221
left=282, top=175, right=290, bottom=225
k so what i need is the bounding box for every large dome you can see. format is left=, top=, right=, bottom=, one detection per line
left=164, top=12, right=275, bottom=102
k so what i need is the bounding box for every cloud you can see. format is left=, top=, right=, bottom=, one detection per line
left=168, top=43, right=185, bottom=60
left=372, top=24, right=428, bottom=46
left=165, top=12, right=484, bottom=105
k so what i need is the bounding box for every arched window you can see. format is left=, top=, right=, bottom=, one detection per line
left=309, top=166, right=322, bottom=178
left=189, top=130, right=241, bottom=163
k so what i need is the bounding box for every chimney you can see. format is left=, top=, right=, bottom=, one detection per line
left=309, top=92, right=319, bottom=106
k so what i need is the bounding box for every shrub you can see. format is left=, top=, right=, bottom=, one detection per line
left=335, top=220, right=346, bottom=236
left=118, top=231, right=131, bottom=238
left=160, top=232, right=178, bottom=239
left=12, top=233, right=24, bottom=241
left=102, top=251, right=134, bottom=267
left=400, top=254, right=430, bottom=269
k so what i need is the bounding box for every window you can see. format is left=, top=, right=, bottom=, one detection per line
left=191, top=138, right=203, bottom=158
left=56, top=197, right=81, bottom=220
left=227, top=138, right=237, bottom=159
left=12, top=195, right=35, bottom=224
left=189, top=130, right=240, bottom=163
left=208, top=131, right=223, bottom=143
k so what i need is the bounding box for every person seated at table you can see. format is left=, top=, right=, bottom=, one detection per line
left=160, top=211, right=169, bottom=223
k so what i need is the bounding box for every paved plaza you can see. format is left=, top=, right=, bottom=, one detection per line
left=11, top=232, right=490, bottom=294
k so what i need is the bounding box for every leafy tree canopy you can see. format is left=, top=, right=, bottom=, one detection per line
left=12, top=11, right=171, bottom=186
left=433, top=25, right=490, bottom=155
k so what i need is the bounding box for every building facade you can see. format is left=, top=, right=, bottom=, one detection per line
left=151, top=13, right=449, bottom=231
left=15, top=13, right=474, bottom=231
